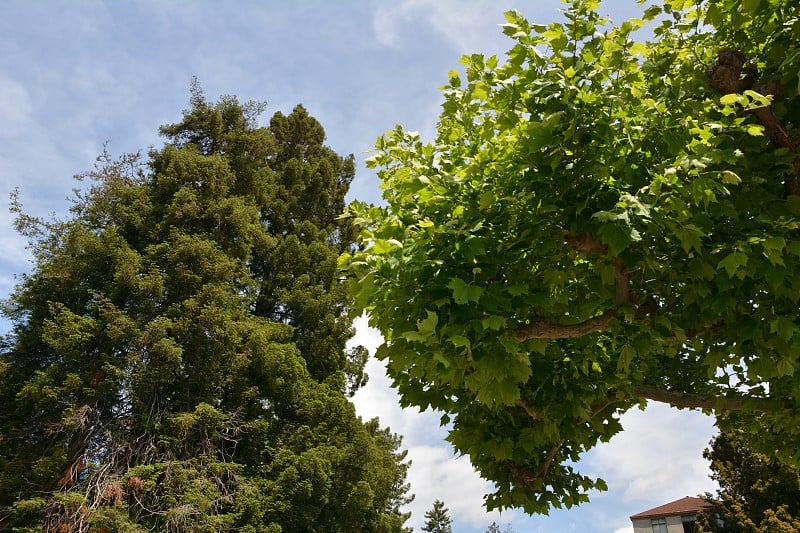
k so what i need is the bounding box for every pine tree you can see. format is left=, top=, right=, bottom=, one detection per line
left=486, top=522, right=515, bottom=533
left=422, top=499, right=453, bottom=533
left=0, top=85, right=412, bottom=532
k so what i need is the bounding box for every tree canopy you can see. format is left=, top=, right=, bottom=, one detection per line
left=698, top=424, right=800, bottom=532
left=421, top=499, right=453, bottom=533
left=0, top=86, right=411, bottom=531
left=344, top=0, right=800, bottom=514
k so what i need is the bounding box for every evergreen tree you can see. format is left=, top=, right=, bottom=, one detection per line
left=486, top=522, right=515, bottom=533
left=698, top=427, right=800, bottom=532
left=422, top=499, right=453, bottom=533
left=0, top=85, right=412, bottom=532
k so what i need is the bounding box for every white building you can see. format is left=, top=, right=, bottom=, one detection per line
left=630, top=496, right=714, bottom=533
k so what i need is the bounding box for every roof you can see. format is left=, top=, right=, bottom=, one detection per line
left=630, top=496, right=714, bottom=520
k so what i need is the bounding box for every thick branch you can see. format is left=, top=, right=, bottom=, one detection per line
left=510, top=396, right=626, bottom=491
left=708, top=50, right=799, bottom=196
left=614, top=257, right=630, bottom=304
left=515, top=233, right=630, bottom=342
left=515, top=399, right=544, bottom=421
left=632, top=385, right=774, bottom=412
left=566, top=232, right=607, bottom=255
left=516, top=312, right=616, bottom=341
left=509, top=440, right=564, bottom=493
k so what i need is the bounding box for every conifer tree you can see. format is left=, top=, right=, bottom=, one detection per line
left=422, top=499, right=453, bottom=533
left=698, top=427, right=800, bottom=532
left=0, top=85, right=411, bottom=532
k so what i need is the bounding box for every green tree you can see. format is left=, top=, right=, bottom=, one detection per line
left=344, top=0, right=800, bottom=515
left=486, top=521, right=515, bottom=533
left=0, top=86, right=412, bottom=532
left=422, top=500, right=453, bottom=533
left=697, top=425, right=800, bottom=532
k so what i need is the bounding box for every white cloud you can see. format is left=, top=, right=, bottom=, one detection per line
left=0, top=77, right=33, bottom=131
left=405, top=445, right=508, bottom=528
left=586, top=402, right=718, bottom=502
left=372, top=0, right=541, bottom=54
left=349, top=315, right=719, bottom=531
left=349, top=315, right=516, bottom=530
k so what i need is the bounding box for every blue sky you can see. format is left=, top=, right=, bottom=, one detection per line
left=0, top=1, right=718, bottom=531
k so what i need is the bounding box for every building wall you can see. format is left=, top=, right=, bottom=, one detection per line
left=631, top=515, right=690, bottom=533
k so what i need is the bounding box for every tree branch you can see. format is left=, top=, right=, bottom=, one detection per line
left=515, top=399, right=544, bottom=421
left=708, top=50, right=799, bottom=196
left=515, top=233, right=631, bottom=342
left=632, top=385, right=775, bottom=412
left=516, top=312, right=616, bottom=341
left=510, top=396, right=626, bottom=491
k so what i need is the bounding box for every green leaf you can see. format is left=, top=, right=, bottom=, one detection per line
left=742, top=0, right=762, bottom=12
left=675, top=224, right=705, bottom=254
left=717, top=251, right=748, bottom=277
left=617, top=344, right=636, bottom=374
left=450, top=335, right=471, bottom=348
left=417, top=310, right=439, bottom=335
left=598, top=223, right=635, bottom=255
left=447, top=278, right=484, bottom=304
left=482, top=315, right=507, bottom=330
left=720, top=93, right=741, bottom=105
left=629, top=42, right=648, bottom=56
left=448, top=69, right=461, bottom=87
left=720, top=171, right=741, bottom=185
left=746, top=124, right=764, bottom=136
left=370, top=238, right=402, bottom=254
left=776, top=358, right=795, bottom=377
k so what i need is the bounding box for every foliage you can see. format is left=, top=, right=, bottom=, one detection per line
left=0, top=86, right=412, bottom=531
left=486, top=521, right=515, bottom=533
left=344, top=0, right=800, bottom=514
left=421, top=499, right=453, bottom=533
left=698, top=424, right=800, bottom=532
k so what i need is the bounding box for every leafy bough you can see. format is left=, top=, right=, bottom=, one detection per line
left=343, top=0, right=800, bottom=514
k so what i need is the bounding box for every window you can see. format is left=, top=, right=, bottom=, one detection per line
left=651, top=517, right=668, bottom=533
left=682, top=514, right=697, bottom=533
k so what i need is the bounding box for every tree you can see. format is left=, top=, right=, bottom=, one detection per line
left=344, top=0, right=800, bottom=514
left=697, top=425, right=800, bottom=532
left=486, top=521, right=515, bottom=533
left=422, top=499, right=453, bottom=533
left=0, top=86, right=412, bottom=531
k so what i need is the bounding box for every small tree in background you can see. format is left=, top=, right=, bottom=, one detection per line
left=698, top=426, right=800, bottom=532
left=422, top=499, right=453, bottom=533
left=487, top=521, right=515, bottom=533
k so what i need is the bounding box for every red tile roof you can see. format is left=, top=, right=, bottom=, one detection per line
left=630, top=496, right=714, bottom=519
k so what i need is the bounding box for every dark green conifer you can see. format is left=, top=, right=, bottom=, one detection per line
left=421, top=499, right=453, bottom=533
left=0, top=85, right=411, bottom=532
left=698, top=426, right=800, bottom=532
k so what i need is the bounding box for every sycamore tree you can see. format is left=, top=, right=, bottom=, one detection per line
left=344, top=0, right=800, bottom=514
left=0, top=86, right=412, bottom=532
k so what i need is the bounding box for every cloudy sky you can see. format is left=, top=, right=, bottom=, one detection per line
left=0, top=1, right=718, bottom=532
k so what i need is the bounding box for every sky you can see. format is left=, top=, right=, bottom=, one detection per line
left=0, top=1, right=719, bottom=532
